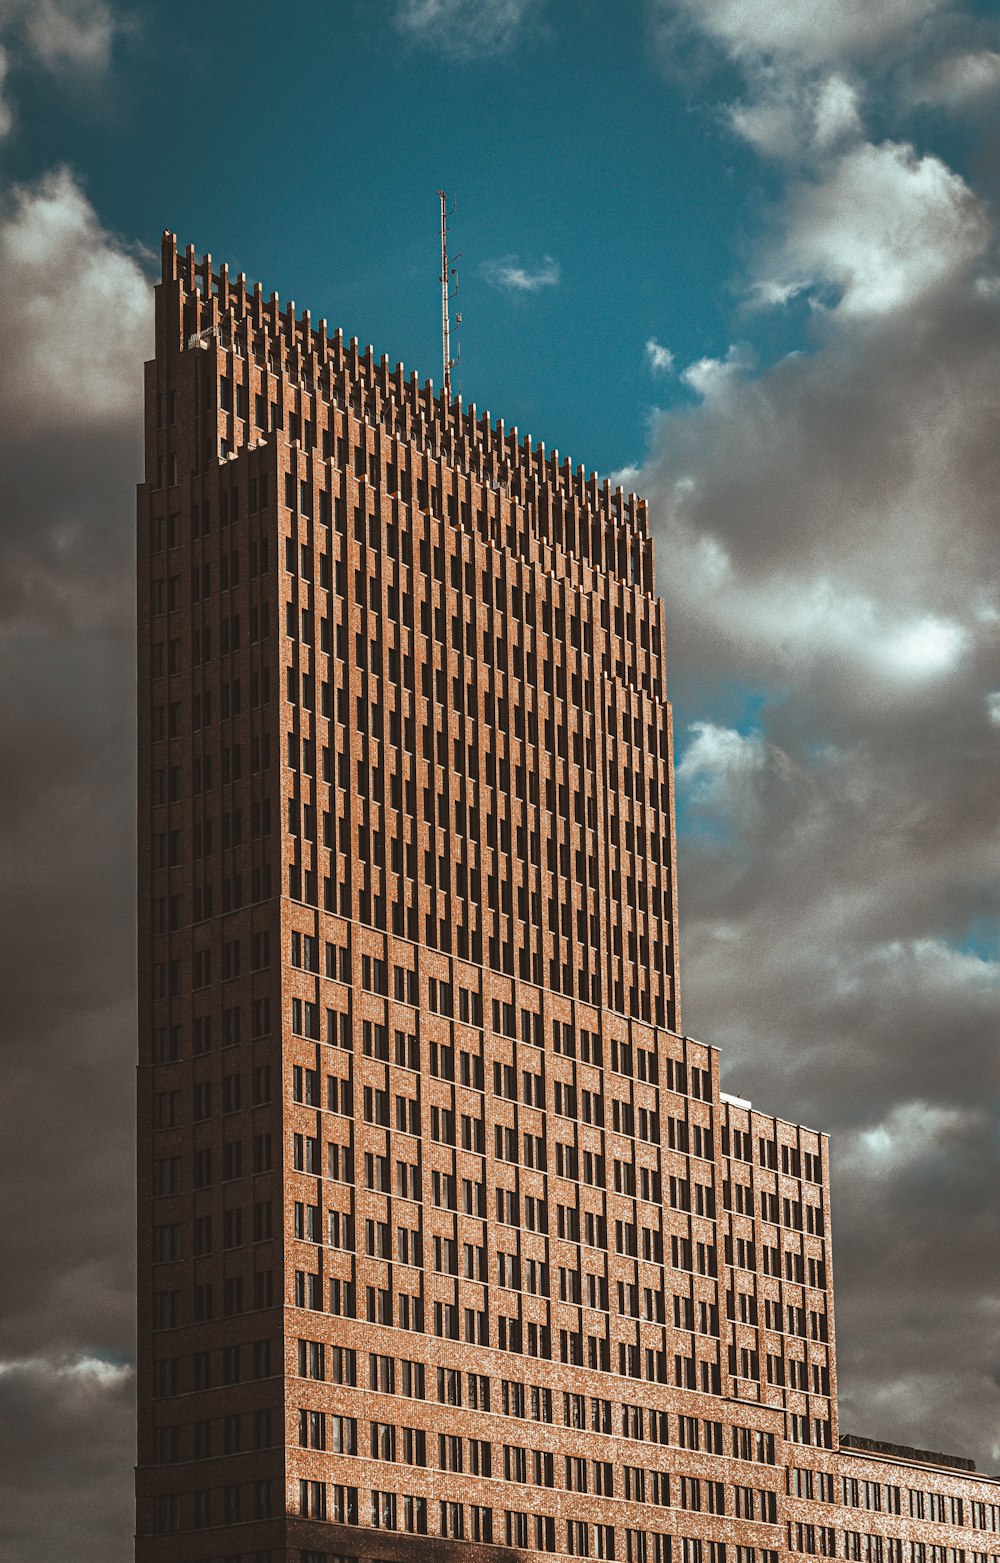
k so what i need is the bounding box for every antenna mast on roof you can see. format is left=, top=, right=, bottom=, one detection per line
left=436, top=189, right=461, bottom=400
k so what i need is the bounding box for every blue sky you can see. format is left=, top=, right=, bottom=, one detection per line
left=3, top=0, right=773, bottom=473
left=0, top=1, right=998, bottom=1553
left=3, top=0, right=991, bottom=476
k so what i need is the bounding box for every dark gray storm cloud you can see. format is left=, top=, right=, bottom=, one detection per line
left=0, top=1356, right=134, bottom=1560
left=0, top=164, right=148, bottom=1563
left=641, top=0, right=1000, bottom=1474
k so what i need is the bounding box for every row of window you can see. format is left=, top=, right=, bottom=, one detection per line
left=189, top=326, right=648, bottom=561
left=151, top=975, right=705, bottom=1101
left=790, top=1473, right=1000, bottom=1530
left=296, top=1487, right=698, bottom=1563
left=156, top=1218, right=825, bottom=1367
left=725, top=1181, right=826, bottom=1232
left=150, top=384, right=662, bottom=950
left=277, top=481, right=668, bottom=1013
left=723, top=1128, right=823, bottom=1184
left=273, top=426, right=653, bottom=602
left=289, top=949, right=668, bottom=1082
left=164, top=1544, right=778, bottom=1563
left=290, top=1047, right=696, bottom=1145
left=153, top=1332, right=273, bottom=1397
left=210, top=359, right=650, bottom=582
left=293, top=1350, right=781, bottom=1456
left=151, top=1480, right=273, bottom=1534
left=154, top=1412, right=991, bottom=1534
left=273, top=487, right=653, bottom=733
left=792, top=1530, right=1000, bottom=1562
left=300, top=1417, right=779, bottom=1516
left=155, top=1407, right=272, bottom=1463
left=285, top=1084, right=708, bottom=1181
left=291, top=1013, right=683, bottom=1129
left=725, top=1238, right=827, bottom=1289
left=286, top=1208, right=824, bottom=1345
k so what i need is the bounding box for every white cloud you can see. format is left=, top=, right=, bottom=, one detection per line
left=677, top=721, right=766, bottom=794
left=0, top=165, right=151, bottom=439
left=680, top=341, right=755, bottom=398
left=914, top=49, right=1000, bottom=107
left=728, top=70, right=863, bottom=160
left=608, top=462, right=642, bottom=492
left=0, top=0, right=119, bottom=134
left=812, top=72, right=863, bottom=146
left=638, top=206, right=1000, bottom=1464
left=756, top=140, right=990, bottom=315
left=64, top=1354, right=131, bottom=1384
left=395, top=0, right=536, bottom=57
left=639, top=531, right=975, bottom=693
left=884, top=615, right=967, bottom=676
left=648, top=0, right=1000, bottom=1479
left=658, top=0, right=945, bottom=72
left=0, top=1353, right=131, bottom=1387
left=22, top=0, right=115, bottom=70
left=0, top=45, right=11, bottom=137
left=645, top=336, right=675, bottom=373
left=480, top=252, right=560, bottom=293
left=852, top=1097, right=977, bottom=1164
left=727, top=93, right=801, bottom=159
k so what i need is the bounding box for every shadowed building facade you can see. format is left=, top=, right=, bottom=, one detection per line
left=136, top=232, right=1000, bottom=1563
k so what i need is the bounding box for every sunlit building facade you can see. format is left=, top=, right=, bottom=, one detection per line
left=136, top=232, right=1000, bottom=1562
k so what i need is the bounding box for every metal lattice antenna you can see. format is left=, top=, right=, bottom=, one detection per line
left=436, top=190, right=461, bottom=400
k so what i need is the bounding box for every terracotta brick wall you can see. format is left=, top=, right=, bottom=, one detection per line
left=134, top=233, right=1000, bottom=1563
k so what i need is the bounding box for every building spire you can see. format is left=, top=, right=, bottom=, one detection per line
left=436, top=189, right=460, bottom=400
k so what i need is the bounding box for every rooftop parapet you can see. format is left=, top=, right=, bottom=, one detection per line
left=841, top=1433, right=976, bottom=1475
left=158, top=230, right=651, bottom=569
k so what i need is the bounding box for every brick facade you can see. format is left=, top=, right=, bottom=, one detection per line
left=135, top=232, right=1000, bottom=1563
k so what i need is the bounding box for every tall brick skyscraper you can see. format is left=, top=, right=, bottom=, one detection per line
left=136, top=234, right=1000, bottom=1563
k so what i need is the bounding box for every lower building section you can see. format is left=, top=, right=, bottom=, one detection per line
left=135, top=1393, right=1000, bottom=1563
